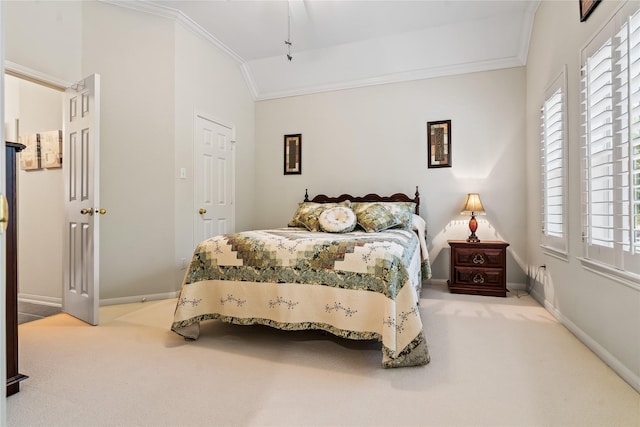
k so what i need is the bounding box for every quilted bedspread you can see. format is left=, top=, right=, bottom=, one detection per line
left=171, top=227, right=431, bottom=368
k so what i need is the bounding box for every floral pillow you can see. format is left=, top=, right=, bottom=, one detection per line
left=288, top=201, right=351, bottom=232
left=355, top=203, right=401, bottom=232
left=319, top=206, right=357, bottom=233
left=352, top=201, right=416, bottom=230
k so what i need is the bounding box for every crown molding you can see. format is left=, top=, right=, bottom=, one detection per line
left=101, top=0, right=244, bottom=64
left=254, top=56, right=525, bottom=101
left=101, top=0, right=258, bottom=99
left=516, top=0, right=540, bottom=64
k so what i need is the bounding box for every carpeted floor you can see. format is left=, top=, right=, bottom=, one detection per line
left=7, top=282, right=640, bottom=427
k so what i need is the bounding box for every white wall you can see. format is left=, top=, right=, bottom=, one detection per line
left=173, top=24, right=256, bottom=285
left=526, top=0, right=640, bottom=391
left=4, top=1, right=256, bottom=303
left=3, top=0, right=81, bottom=83
left=4, top=75, right=64, bottom=303
left=81, top=2, right=178, bottom=301
left=255, top=67, right=528, bottom=286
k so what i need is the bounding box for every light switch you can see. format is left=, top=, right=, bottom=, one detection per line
left=180, top=167, right=187, bottom=179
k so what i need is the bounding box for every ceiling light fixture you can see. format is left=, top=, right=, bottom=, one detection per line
left=285, top=3, right=293, bottom=61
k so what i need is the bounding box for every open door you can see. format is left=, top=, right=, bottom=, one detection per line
left=62, top=74, right=101, bottom=325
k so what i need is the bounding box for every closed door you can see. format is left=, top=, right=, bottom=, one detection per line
left=62, top=74, right=102, bottom=325
left=194, top=114, right=235, bottom=242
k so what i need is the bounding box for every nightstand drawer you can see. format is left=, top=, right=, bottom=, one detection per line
left=453, top=248, right=504, bottom=267
left=453, top=266, right=504, bottom=287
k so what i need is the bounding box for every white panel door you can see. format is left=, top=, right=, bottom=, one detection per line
left=63, top=74, right=101, bottom=325
left=194, top=115, right=235, bottom=242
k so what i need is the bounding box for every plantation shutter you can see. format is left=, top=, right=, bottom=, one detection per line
left=619, top=10, right=640, bottom=270
left=581, top=4, right=640, bottom=275
left=582, top=34, right=615, bottom=264
left=540, top=67, right=567, bottom=255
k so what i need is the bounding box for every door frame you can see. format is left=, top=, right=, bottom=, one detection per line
left=1, top=0, right=6, bottom=409
left=3, top=62, right=72, bottom=305
left=193, top=110, right=236, bottom=241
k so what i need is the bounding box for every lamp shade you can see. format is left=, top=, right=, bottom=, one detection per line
left=461, top=193, right=485, bottom=215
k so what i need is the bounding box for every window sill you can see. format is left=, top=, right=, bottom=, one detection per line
left=540, top=245, right=569, bottom=262
left=578, top=258, right=640, bottom=292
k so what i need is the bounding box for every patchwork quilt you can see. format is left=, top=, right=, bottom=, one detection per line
left=171, top=227, right=431, bottom=368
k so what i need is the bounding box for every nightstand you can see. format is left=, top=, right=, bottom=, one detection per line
left=447, top=240, right=509, bottom=297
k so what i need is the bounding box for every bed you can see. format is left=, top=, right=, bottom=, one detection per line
left=171, top=188, right=431, bottom=368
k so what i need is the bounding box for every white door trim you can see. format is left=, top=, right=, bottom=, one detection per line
left=194, top=109, right=236, bottom=142
left=4, top=60, right=72, bottom=90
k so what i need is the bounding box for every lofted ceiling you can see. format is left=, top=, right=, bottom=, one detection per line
left=131, top=0, right=540, bottom=100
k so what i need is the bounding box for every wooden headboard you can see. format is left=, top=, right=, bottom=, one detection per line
left=304, top=186, right=420, bottom=215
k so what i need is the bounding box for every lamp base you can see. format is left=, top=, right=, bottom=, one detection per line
left=466, top=233, right=481, bottom=243
left=467, top=215, right=480, bottom=242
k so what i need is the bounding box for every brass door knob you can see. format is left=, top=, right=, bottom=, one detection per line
left=199, top=208, right=207, bottom=214
left=96, top=208, right=107, bottom=215
left=80, top=208, right=93, bottom=216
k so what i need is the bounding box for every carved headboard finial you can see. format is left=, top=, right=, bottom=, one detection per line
left=304, top=189, right=309, bottom=202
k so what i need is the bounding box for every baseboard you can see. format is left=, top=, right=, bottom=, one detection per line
left=425, top=278, right=448, bottom=286
left=528, top=281, right=545, bottom=303
left=99, top=291, right=180, bottom=306
left=18, top=294, right=62, bottom=307
left=544, top=300, right=640, bottom=394
left=19, top=291, right=180, bottom=308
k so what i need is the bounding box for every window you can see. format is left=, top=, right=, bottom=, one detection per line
left=541, top=66, right=568, bottom=257
left=581, top=3, right=640, bottom=280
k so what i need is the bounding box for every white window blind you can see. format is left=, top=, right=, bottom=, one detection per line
left=541, top=67, right=568, bottom=255
left=581, top=3, right=640, bottom=276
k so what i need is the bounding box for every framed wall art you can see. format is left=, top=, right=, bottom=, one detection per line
left=579, top=0, right=601, bottom=22
left=18, top=129, right=63, bottom=171
left=40, top=130, right=62, bottom=169
left=19, top=133, right=40, bottom=171
left=284, top=133, right=301, bottom=175
left=427, top=120, right=451, bottom=168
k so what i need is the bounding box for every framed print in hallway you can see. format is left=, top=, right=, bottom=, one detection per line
left=427, top=120, right=451, bottom=168
left=284, top=134, right=301, bottom=175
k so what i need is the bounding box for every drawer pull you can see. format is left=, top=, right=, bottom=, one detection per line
left=472, top=273, right=485, bottom=284
left=472, top=254, right=485, bottom=264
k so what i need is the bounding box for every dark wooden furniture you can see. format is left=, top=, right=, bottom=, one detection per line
left=304, top=186, right=420, bottom=214
left=448, top=240, right=509, bottom=297
left=6, top=141, right=27, bottom=396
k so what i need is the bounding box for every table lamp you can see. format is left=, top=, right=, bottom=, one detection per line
left=461, top=193, right=485, bottom=242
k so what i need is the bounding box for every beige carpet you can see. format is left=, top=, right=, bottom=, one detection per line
left=7, top=283, right=640, bottom=427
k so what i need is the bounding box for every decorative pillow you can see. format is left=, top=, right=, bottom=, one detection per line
left=288, top=201, right=351, bottom=232
left=355, top=203, right=401, bottom=232
left=319, top=206, right=357, bottom=233
left=352, top=201, right=416, bottom=230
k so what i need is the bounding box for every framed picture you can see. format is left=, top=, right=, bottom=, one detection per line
left=19, top=133, right=41, bottom=171
left=579, top=0, right=601, bottom=22
left=40, top=130, right=62, bottom=169
left=284, top=134, right=301, bottom=175
left=427, top=120, right=451, bottom=168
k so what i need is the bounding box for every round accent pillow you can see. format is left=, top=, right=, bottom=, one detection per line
left=319, top=206, right=357, bottom=233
